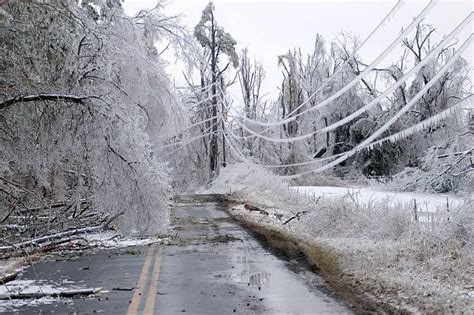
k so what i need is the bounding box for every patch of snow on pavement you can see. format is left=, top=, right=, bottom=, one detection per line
left=83, top=231, right=166, bottom=248
left=0, top=296, right=60, bottom=312
left=0, top=279, right=84, bottom=312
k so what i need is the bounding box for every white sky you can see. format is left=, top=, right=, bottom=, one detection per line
left=123, top=0, right=473, bottom=101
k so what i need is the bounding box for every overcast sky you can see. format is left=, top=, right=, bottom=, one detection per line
left=123, top=0, right=473, bottom=101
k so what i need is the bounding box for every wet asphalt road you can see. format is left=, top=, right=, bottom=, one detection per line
left=4, top=195, right=350, bottom=314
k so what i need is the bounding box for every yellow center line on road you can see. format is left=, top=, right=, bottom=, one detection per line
left=126, top=243, right=157, bottom=315
left=143, top=247, right=163, bottom=314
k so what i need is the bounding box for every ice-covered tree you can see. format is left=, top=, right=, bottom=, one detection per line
left=0, top=0, right=188, bottom=235
left=194, top=1, right=238, bottom=175
left=238, top=48, right=266, bottom=156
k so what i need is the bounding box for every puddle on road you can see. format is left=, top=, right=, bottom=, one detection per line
left=208, top=234, right=242, bottom=244
left=214, top=270, right=271, bottom=287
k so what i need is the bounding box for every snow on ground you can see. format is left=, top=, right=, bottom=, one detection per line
left=1, top=280, right=64, bottom=296
left=291, top=186, right=470, bottom=212
left=0, top=258, right=24, bottom=280
left=0, top=279, right=91, bottom=312
left=83, top=231, right=167, bottom=248
left=0, top=295, right=61, bottom=313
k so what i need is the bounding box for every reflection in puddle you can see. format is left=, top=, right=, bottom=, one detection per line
left=235, top=255, right=255, bottom=264
left=249, top=271, right=270, bottom=286
left=214, top=270, right=271, bottom=287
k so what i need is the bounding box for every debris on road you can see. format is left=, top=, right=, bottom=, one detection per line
left=112, top=287, right=134, bottom=291
left=0, top=279, right=102, bottom=301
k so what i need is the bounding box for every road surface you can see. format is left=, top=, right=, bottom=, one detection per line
left=3, top=195, right=350, bottom=314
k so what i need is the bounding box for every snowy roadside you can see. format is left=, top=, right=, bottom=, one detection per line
left=209, top=163, right=474, bottom=313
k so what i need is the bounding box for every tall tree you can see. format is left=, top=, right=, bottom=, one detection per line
left=194, top=1, right=238, bottom=175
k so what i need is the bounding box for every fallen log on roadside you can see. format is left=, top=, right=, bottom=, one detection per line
left=0, top=287, right=102, bottom=300
left=0, top=226, right=102, bottom=252
left=244, top=204, right=269, bottom=216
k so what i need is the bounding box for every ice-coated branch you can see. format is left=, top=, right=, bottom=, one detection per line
left=0, top=94, right=100, bottom=111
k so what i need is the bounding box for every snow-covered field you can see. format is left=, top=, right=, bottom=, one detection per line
left=291, top=186, right=470, bottom=212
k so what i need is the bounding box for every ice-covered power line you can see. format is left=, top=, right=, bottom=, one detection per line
left=242, top=0, right=437, bottom=129
left=230, top=12, right=473, bottom=143
left=163, top=113, right=222, bottom=141
left=162, top=129, right=222, bottom=158
left=181, top=93, right=215, bottom=109
left=222, top=92, right=473, bottom=173
left=160, top=117, right=222, bottom=150
left=215, top=89, right=342, bottom=168
left=222, top=131, right=247, bottom=162
left=218, top=80, right=473, bottom=173
left=281, top=34, right=473, bottom=178
left=273, top=94, right=473, bottom=177
left=366, top=95, right=473, bottom=149
left=275, top=95, right=473, bottom=171
left=224, top=121, right=340, bottom=167
left=280, top=0, right=405, bottom=120
left=175, top=80, right=218, bottom=93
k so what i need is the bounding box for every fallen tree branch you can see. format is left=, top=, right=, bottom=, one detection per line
left=0, top=177, right=49, bottom=209
left=103, top=211, right=125, bottom=229
left=244, top=204, right=269, bottom=215
left=0, top=226, right=102, bottom=252
left=0, top=287, right=102, bottom=300
left=282, top=211, right=308, bottom=225
left=0, top=201, right=17, bottom=224
left=25, top=200, right=87, bottom=213
left=0, top=94, right=99, bottom=111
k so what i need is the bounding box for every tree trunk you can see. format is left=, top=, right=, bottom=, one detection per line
left=209, top=14, right=219, bottom=176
